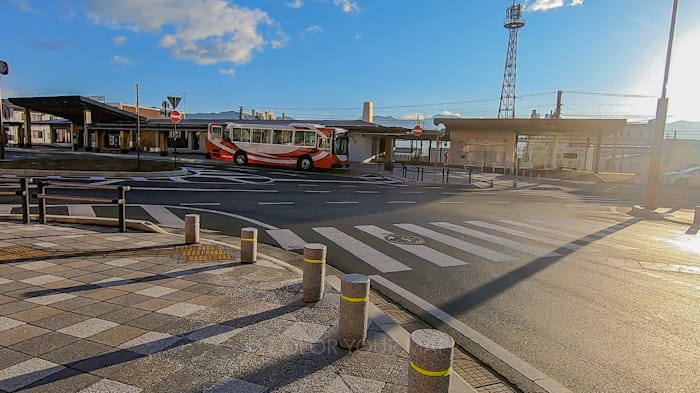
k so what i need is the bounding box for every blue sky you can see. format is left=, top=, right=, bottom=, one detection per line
left=2, top=0, right=699, bottom=123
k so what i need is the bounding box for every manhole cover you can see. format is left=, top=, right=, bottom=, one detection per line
left=384, top=234, right=424, bottom=245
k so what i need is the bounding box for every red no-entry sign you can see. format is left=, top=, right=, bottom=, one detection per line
left=170, top=110, right=183, bottom=124
left=412, top=125, right=423, bottom=137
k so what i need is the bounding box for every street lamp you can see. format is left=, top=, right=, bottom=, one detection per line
left=645, top=0, right=679, bottom=210
left=0, top=60, right=9, bottom=160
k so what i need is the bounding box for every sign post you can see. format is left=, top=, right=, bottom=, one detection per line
left=0, top=60, right=8, bottom=160
left=170, top=109, right=183, bottom=168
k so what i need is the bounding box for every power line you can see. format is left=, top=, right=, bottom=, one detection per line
left=564, top=91, right=656, bottom=99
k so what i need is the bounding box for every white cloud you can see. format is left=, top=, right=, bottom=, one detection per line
left=334, top=0, right=359, bottom=13
left=439, top=110, right=462, bottom=117
left=287, top=0, right=303, bottom=8
left=219, top=67, right=236, bottom=77
left=529, top=0, right=564, bottom=12
left=528, top=0, right=583, bottom=12
left=113, top=35, right=127, bottom=45
left=84, top=0, right=273, bottom=65
left=305, top=25, right=324, bottom=33
left=400, top=113, right=427, bottom=121
left=111, top=55, right=132, bottom=64
left=11, top=0, right=37, bottom=13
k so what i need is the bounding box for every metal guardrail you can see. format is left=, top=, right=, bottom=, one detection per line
left=34, top=181, right=130, bottom=232
left=0, top=178, right=32, bottom=224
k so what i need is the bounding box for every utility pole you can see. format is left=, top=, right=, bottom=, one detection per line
left=645, top=0, right=679, bottom=210
left=553, top=90, right=563, bottom=119
left=239, top=106, right=243, bottom=120
left=136, top=83, right=141, bottom=170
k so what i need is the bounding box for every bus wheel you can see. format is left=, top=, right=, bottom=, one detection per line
left=234, top=152, right=248, bottom=166
left=298, top=156, right=314, bottom=171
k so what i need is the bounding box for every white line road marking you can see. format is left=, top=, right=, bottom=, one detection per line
left=394, top=223, right=513, bottom=262
left=355, top=225, right=467, bottom=267
left=267, top=229, right=306, bottom=250
left=170, top=177, right=188, bottom=183
left=179, top=202, right=221, bottom=206
left=465, top=221, right=583, bottom=251
left=258, top=202, right=294, bottom=205
left=67, top=205, right=96, bottom=217
left=387, top=201, right=415, bottom=204
left=131, top=177, right=148, bottom=181
left=92, top=179, right=122, bottom=186
left=440, top=201, right=467, bottom=204
left=356, top=191, right=380, bottom=194
left=400, top=191, right=423, bottom=194
left=431, top=222, right=560, bottom=257
left=167, top=205, right=278, bottom=230
left=305, top=190, right=331, bottom=193
left=326, top=201, right=358, bottom=204
left=312, top=227, right=412, bottom=273
left=88, top=176, right=105, bottom=181
left=131, top=187, right=278, bottom=193
left=141, top=205, right=185, bottom=229
left=501, top=219, right=632, bottom=250
left=369, top=275, right=573, bottom=393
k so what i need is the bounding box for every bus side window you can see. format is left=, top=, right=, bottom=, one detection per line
left=273, top=130, right=293, bottom=144
left=294, top=131, right=305, bottom=146
left=234, top=128, right=251, bottom=142
left=318, top=137, right=330, bottom=149
left=223, top=128, right=232, bottom=142
left=304, top=131, right=317, bottom=147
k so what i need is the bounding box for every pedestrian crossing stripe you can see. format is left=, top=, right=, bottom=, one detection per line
left=394, top=223, right=513, bottom=263
left=464, top=221, right=584, bottom=252
left=312, top=227, right=412, bottom=273
left=431, top=222, right=560, bottom=257
left=355, top=225, right=467, bottom=267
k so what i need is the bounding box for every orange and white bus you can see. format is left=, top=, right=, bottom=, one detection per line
left=206, top=122, right=349, bottom=170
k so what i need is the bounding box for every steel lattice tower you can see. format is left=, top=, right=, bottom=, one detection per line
left=498, top=1, right=525, bottom=119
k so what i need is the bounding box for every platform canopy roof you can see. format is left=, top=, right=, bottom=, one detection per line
left=8, top=95, right=139, bottom=124
left=433, top=118, right=628, bottom=137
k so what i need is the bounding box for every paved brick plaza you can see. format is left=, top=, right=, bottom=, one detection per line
left=0, top=223, right=412, bottom=393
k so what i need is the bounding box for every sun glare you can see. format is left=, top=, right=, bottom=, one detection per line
left=630, top=28, right=700, bottom=122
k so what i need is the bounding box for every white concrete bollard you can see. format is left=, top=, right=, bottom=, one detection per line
left=302, top=243, right=326, bottom=303
left=694, top=206, right=700, bottom=227
left=338, top=274, right=370, bottom=350
left=512, top=178, right=518, bottom=188
left=240, top=227, right=257, bottom=264
left=185, top=214, right=200, bottom=244
left=408, top=329, right=454, bottom=393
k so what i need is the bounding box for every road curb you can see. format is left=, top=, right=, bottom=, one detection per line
left=369, top=275, right=572, bottom=393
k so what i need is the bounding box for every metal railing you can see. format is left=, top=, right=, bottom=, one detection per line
left=34, top=181, right=130, bottom=232
left=0, top=178, right=32, bottom=224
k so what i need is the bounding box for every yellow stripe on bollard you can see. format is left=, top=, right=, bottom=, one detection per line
left=241, top=237, right=257, bottom=242
left=304, top=258, right=326, bottom=264
left=340, top=294, right=369, bottom=303
left=410, top=362, right=452, bottom=377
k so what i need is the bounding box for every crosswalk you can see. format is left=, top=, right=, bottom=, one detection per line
left=3, top=202, right=691, bottom=277
left=259, top=218, right=665, bottom=274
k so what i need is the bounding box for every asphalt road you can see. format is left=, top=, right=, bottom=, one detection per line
left=1, top=159, right=699, bottom=393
